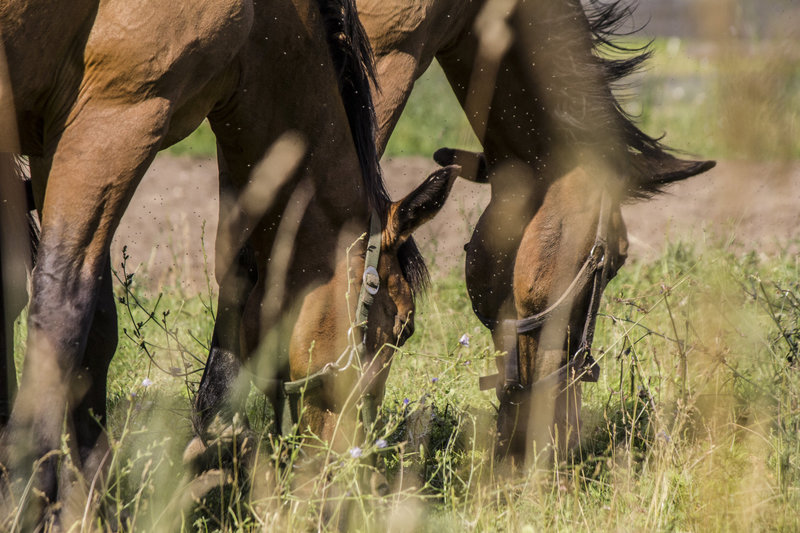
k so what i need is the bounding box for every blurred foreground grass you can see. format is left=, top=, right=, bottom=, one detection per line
left=168, top=38, right=800, bottom=161
left=13, top=241, right=800, bottom=530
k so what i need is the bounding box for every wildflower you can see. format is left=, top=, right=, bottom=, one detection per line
left=375, top=438, right=388, bottom=449
left=349, top=447, right=362, bottom=459
left=657, top=431, right=672, bottom=443
left=141, top=377, right=153, bottom=387
left=458, top=333, right=470, bottom=347
left=403, top=398, right=410, bottom=406
left=431, top=377, right=438, bottom=384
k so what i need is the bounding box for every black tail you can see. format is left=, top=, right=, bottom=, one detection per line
left=22, top=168, right=40, bottom=264
left=315, top=0, right=429, bottom=292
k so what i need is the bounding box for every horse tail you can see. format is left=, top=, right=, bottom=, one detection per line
left=584, top=0, right=715, bottom=195
left=314, top=0, right=429, bottom=292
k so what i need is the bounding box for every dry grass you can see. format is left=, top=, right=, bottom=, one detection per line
left=7, top=240, right=797, bottom=531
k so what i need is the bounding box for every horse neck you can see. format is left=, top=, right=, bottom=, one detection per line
left=247, top=0, right=375, bottom=225
left=358, top=0, right=479, bottom=153
left=435, top=0, right=631, bottom=181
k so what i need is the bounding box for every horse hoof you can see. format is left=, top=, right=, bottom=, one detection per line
left=182, top=436, right=208, bottom=467
left=183, top=416, right=256, bottom=476
left=369, top=471, right=390, bottom=496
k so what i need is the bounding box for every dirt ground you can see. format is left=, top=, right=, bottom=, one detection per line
left=114, top=155, right=800, bottom=291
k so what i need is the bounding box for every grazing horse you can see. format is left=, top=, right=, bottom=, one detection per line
left=0, top=0, right=457, bottom=526
left=195, top=0, right=715, bottom=467
left=361, top=0, right=715, bottom=463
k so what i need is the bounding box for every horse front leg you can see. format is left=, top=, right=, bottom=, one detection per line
left=465, top=185, right=541, bottom=466
left=57, top=255, right=118, bottom=525
left=0, top=248, right=21, bottom=429
left=184, top=140, right=255, bottom=475
left=0, top=100, right=169, bottom=526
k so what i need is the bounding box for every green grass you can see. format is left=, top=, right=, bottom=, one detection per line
left=11, top=241, right=799, bottom=531
left=167, top=120, right=217, bottom=158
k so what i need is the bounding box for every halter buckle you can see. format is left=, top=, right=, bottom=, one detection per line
left=589, top=241, right=606, bottom=267
left=363, top=265, right=380, bottom=295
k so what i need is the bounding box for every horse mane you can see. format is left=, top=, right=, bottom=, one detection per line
left=584, top=0, right=677, bottom=195
left=315, top=0, right=429, bottom=292
left=518, top=0, right=701, bottom=199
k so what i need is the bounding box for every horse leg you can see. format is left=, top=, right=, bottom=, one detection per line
left=1, top=100, right=169, bottom=516
left=192, top=150, right=255, bottom=435
left=193, top=247, right=255, bottom=433
left=464, top=185, right=541, bottom=466
left=0, top=247, right=20, bottom=429
left=186, top=144, right=265, bottom=473
left=57, top=256, right=117, bottom=525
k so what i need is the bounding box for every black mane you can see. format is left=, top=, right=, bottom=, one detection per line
left=585, top=0, right=679, bottom=195
left=513, top=0, right=706, bottom=198
left=315, top=0, right=429, bottom=292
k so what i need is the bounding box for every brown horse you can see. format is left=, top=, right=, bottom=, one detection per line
left=195, top=0, right=715, bottom=467
left=362, top=0, right=715, bottom=463
left=0, top=0, right=457, bottom=526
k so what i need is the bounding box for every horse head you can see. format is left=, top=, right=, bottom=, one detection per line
left=437, top=146, right=714, bottom=463
left=287, top=164, right=460, bottom=446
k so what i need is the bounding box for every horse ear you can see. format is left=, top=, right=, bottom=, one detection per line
left=433, top=148, right=489, bottom=183
left=638, top=154, right=716, bottom=188
left=389, top=164, right=460, bottom=243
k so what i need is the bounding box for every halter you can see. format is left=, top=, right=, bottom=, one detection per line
left=478, top=191, right=613, bottom=401
left=279, top=210, right=383, bottom=435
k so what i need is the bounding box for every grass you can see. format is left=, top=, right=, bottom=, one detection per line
left=382, top=63, right=480, bottom=158
left=11, top=240, right=799, bottom=531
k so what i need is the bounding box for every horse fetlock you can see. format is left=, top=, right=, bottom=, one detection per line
left=183, top=412, right=255, bottom=475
